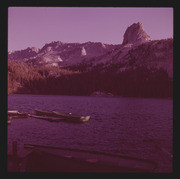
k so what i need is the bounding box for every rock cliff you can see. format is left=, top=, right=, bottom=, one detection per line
left=122, top=22, right=151, bottom=45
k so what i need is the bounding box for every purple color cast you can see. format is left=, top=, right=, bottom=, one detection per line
left=8, top=7, right=173, bottom=51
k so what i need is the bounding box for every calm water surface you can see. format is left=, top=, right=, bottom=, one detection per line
left=8, top=94, right=173, bottom=172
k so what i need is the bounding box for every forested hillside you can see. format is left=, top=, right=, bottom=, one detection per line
left=8, top=60, right=172, bottom=98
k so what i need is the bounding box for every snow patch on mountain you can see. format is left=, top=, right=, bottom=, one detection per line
left=81, top=47, right=87, bottom=56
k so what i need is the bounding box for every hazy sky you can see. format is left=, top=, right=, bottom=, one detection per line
left=8, top=7, right=173, bottom=51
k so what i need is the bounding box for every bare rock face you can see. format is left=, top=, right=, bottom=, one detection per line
left=8, top=47, right=39, bottom=60
left=122, top=22, right=151, bottom=45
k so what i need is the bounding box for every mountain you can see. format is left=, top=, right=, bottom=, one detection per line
left=8, top=22, right=172, bottom=77
left=122, top=22, right=151, bottom=45
left=8, top=47, right=39, bottom=60
left=82, top=38, right=173, bottom=78
left=8, top=22, right=173, bottom=97
left=8, top=41, right=121, bottom=67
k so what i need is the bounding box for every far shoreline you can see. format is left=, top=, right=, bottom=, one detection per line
left=8, top=92, right=173, bottom=100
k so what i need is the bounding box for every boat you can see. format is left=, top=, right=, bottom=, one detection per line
left=35, top=109, right=90, bottom=123
left=8, top=110, right=19, bottom=115
left=8, top=110, right=29, bottom=118
left=52, top=111, right=90, bottom=123
left=8, top=143, right=157, bottom=172
left=8, top=110, right=19, bottom=113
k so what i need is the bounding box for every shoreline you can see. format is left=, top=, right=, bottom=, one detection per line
left=8, top=92, right=173, bottom=100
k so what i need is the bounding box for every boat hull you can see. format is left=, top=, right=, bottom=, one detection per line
left=35, top=109, right=90, bottom=123
left=29, top=114, right=63, bottom=122
left=34, top=109, right=54, bottom=117
left=52, top=111, right=90, bottom=123
left=20, top=144, right=156, bottom=172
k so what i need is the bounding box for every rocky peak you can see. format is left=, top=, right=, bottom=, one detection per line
left=122, top=22, right=151, bottom=45
left=8, top=47, right=39, bottom=60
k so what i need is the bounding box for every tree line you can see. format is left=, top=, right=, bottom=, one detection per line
left=8, top=60, right=172, bottom=98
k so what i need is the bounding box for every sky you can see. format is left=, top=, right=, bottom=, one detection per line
left=8, top=7, right=173, bottom=51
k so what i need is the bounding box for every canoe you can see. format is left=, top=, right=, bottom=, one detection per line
left=10, top=114, right=29, bottom=118
left=8, top=110, right=19, bottom=115
left=8, top=110, right=29, bottom=118
left=8, top=110, right=19, bottom=113
left=35, top=109, right=90, bottom=123
left=52, top=111, right=90, bottom=123
left=22, top=144, right=157, bottom=172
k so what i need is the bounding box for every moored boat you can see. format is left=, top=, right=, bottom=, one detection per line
left=19, top=143, right=156, bottom=172
left=8, top=110, right=29, bottom=118
left=35, top=109, right=90, bottom=123
left=8, top=110, right=19, bottom=115
left=52, top=111, right=90, bottom=123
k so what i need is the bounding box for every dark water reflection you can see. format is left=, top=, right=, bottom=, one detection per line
left=8, top=94, right=173, bottom=172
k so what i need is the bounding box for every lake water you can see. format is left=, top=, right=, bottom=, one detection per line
left=8, top=94, right=173, bottom=172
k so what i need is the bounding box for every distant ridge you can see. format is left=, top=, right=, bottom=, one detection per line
left=8, top=22, right=173, bottom=78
